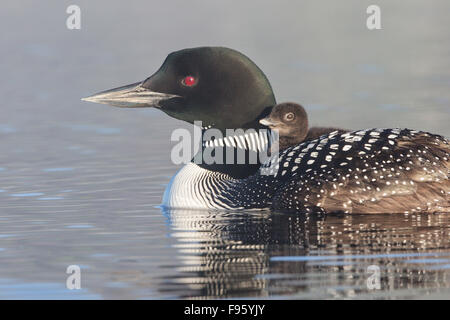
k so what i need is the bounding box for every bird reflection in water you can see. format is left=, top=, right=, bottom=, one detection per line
left=159, top=208, right=450, bottom=299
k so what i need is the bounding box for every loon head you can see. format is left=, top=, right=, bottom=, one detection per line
left=259, top=102, right=309, bottom=143
left=82, top=47, right=276, bottom=131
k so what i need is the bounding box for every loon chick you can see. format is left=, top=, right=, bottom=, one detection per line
left=259, top=102, right=347, bottom=151
left=83, top=46, right=450, bottom=213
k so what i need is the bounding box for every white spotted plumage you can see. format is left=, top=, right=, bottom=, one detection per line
left=163, top=128, right=450, bottom=214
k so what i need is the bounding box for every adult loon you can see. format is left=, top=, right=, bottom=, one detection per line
left=259, top=102, right=347, bottom=152
left=82, top=47, right=450, bottom=214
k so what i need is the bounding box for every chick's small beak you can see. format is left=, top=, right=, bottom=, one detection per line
left=259, top=117, right=278, bottom=128
left=82, top=81, right=180, bottom=108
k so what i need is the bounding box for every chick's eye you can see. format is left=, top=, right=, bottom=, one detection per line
left=284, top=112, right=295, bottom=121
left=181, top=76, right=197, bottom=87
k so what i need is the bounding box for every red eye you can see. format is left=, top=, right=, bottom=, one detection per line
left=182, top=75, right=196, bottom=87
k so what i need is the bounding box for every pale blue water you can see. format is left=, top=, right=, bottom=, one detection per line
left=0, top=0, right=450, bottom=299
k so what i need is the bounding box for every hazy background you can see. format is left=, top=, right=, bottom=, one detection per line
left=0, top=0, right=449, bottom=299
left=2, top=0, right=449, bottom=135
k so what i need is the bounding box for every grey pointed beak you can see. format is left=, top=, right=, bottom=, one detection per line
left=82, top=82, right=180, bottom=108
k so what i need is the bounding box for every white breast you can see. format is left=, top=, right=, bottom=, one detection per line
left=162, top=162, right=235, bottom=209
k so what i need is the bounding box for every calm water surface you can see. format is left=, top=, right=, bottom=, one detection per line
left=1, top=1, right=450, bottom=299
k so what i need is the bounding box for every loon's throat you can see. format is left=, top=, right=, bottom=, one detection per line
left=202, top=129, right=271, bottom=151
left=194, top=128, right=274, bottom=179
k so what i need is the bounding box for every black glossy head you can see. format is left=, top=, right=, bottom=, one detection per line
left=259, top=102, right=309, bottom=143
left=83, top=47, right=276, bottom=131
